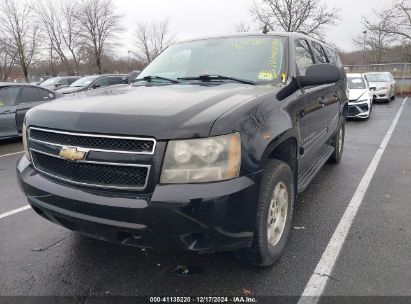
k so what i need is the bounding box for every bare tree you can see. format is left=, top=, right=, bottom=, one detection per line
left=234, top=22, right=251, bottom=33
left=34, top=0, right=83, bottom=75
left=373, top=0, right=411, bottom=42
left=0, top=0, right=40, bottom=81
left=0, top=38, right=17, bottom=81
left=74, top=0, right=122, bottom=74
left=134, top=18, right=176, bottom=65
left=250, top=0, right=340, bottom=39
left=353, top=19, right=396, bottom=64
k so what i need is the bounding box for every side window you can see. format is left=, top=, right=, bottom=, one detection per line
left=68, top=78, right=78, bottom=85
left=58, top=78, right=69, bottom=85
left=0, top=87, right=19, bottom=107
left=37, top=88, right=55, bottom=101
left=324, top=47, right=343, bottom=67
left=93, top=77, right=109, bottom=87
left=109, top=77, right=125, bottom=85
left=311, top=42, right=328, bottom=63
left=18, top=87, right=42, bottom=104
left=295, top=39, right=314, bottom=76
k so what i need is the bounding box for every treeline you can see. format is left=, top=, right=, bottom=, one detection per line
left=0, top=0, right=175, bottom=81
left=350, top=0, right=411, bottom=64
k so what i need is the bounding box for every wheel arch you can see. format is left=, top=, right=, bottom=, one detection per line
left=259, top=129, right=299, bottom=190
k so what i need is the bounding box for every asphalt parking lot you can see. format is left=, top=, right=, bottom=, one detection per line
left=0, top=97, right=410, bottom=302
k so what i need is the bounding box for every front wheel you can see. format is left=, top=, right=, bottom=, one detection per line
left=242, top=159, right=294, bottom=267
left=329, top=122, right=345, bottom=163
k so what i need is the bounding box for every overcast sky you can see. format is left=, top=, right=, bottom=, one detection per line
left=115, top=0, right=393, bottom=55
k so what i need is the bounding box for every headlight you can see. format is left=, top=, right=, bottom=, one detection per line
left=160, top=133, right=241, bottom=183
left=22, top=122, right=31, bottom=162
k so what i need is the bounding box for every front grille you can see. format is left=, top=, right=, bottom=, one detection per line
left=358, top=103, right=369, bottom=111
left=348, top=106, right=360, bottom=117
left=348, top=103, right=369, bottom=117
left=30, top=128, right=155, bottom=154
left=31, top=150, right=149, bottom=189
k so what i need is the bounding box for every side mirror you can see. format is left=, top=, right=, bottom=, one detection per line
left=92, top=84, right=101, bottom=89
left=277, top=64, right=342, bottom=100
left=369, top=87, right=376, bottom=91
left=54, top=83, right=62, bottom=87
left=298, top=64, right=342, bottom=87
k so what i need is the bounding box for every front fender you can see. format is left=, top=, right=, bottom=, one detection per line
left=210, top=91, right=296, bottom=175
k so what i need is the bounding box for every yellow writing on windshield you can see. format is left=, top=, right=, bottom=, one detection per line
left=269, top=39, right=280, bottom=79
left=234, top=39, right=266, bottom=50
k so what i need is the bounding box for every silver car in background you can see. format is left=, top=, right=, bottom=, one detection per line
left=40, top=76, right=80, bottom=91
left=364, top=72, right=396, bottom=103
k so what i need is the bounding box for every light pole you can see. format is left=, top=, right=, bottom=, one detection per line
left=127, top=50, right=131, bottom=72
left=362, top=30, right=367, bottom=72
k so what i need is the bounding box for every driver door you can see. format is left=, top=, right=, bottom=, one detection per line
left=294, top=39, right=329, bottom=170
left=0, top=86, right=20, bottom=138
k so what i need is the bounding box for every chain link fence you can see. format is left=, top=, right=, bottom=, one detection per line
left=344, top=63, right=411, bottom=96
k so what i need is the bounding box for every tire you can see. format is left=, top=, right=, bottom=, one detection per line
left=329, top=122, right=345, bottom=163
left=242, top=159, right=294, bottom=267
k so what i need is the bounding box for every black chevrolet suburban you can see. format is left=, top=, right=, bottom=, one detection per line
left=17, top=32, right=347, bottom=266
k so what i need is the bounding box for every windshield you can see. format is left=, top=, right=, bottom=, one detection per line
left=70, top=76, right=99, bottom=87
left=41, top=77, right=62, bottom=86
left=137, top=36, right=286, bottom=84
left=347, top=77, right=366, bottom=89
left=365, top=73, right=390, bottom=82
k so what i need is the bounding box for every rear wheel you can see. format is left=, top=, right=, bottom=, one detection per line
left=241, top=160, right=294, bottom=267
left=329, top=122, right=344, bottom=163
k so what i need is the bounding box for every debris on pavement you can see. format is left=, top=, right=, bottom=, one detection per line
left=241, top=288, right=253, bottom=296
left=169, top=265, right=203, bottom=276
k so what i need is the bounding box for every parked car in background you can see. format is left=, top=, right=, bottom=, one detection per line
left=364, top=72, right=396, bottom=102
left=123, top=70, right=141, bottom=83
left=40, top=76, right=80, bottom=91
left=29, top=76, right=53, bottom=86
left=57, top=74, right=127, bottom=95
left=18, top=32, right=347, bottom=266
left=346, top=73, right=373, bottom=119
left=0, top=83, right=63, bottom=139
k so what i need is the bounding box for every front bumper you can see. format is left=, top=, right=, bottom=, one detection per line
left=17, top=156, right=261, bottom=253
left=372, top=89, right=390, bottom=101
left=347, top=101, right=370, bottom=119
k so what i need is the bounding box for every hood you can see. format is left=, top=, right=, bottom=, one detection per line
left=57, top=86, right=85, bottom=94
left=26, top=83, right=272, bottom=140
left=348, top=89, right=367, bottom=101
left=368, top=81, right=390, bottom=90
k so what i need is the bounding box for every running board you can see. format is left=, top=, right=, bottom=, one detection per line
left=297, top=145, right=334, bottom=193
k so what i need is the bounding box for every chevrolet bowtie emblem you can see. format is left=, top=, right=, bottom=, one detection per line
left=59, top=147, right=86, bottom=161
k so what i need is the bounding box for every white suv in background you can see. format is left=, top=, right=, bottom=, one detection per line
left=364, top=72, right=396, bottom=102
left=347, top=73, right=373, bottom=119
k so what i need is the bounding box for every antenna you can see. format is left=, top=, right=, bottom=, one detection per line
left=262, top=24, right=269, bottom=34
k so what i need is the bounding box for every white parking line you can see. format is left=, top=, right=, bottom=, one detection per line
left=298, top=97, right=408, bottom=304
left=0, top=151, right=24, bottom=158
left=0, top=205, right=31, bottom=219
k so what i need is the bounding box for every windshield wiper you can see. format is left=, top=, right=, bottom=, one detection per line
left=133, top=76, right=180, bottom=84
left=178, top=75, right=256, bottom=85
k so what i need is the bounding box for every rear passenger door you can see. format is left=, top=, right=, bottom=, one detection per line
left=15, top=86, right=56, bottom=132
left=0, top=86, right=20, bottom=138
left=311, top=42, right=341, bottom=136
left=294, top=39, right=329, bottom=170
